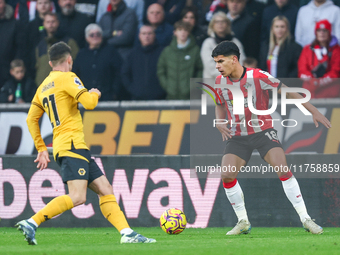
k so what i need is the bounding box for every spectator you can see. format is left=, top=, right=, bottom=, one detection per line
left=35, top=12, right=78, bottom=85
left=122, top=25, right=166, bottom=100
left=243, top=57, right=258, bottom=68
left=27, top=0, right=54, bottom=78
left=13, top=0, right=57, bottom=24
left=295, top=0, right=340, bottom=47
left=181, top=6, right=207, bottom=47
left=73, top=24, right=123, bottom=101
left=146, top=3, right=173, bottom=47
left=99, top=0, right=137, bottom=61
left=206, top=0, right=228, bottom=22
left=0, top=0, right=25, bottom=89
left=144, top=0, right=186, bottom=25
left=0, top=59, right=36, bottom=103
left=157, top=21, right=203, bottom=99
left=206, top=0, right=264, bottom=24
left=261, top=0, right=298, bottom=44
left=225, top=0, right=261, bottom=60
left=259, top=15, right=301, bottom=78
left=201, top=12, right=246, bottom=79
left=57, top=0, right=92, bottom=48
left=28, top=0, right=54, bottom=49
left=299, top=0, right=340, bottom=7
left=298, top=19, right=340, bottom=98
left=96, top=0, right=144, bottom=28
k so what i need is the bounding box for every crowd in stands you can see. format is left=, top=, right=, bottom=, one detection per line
left=0, top=0, right=340, bottom=103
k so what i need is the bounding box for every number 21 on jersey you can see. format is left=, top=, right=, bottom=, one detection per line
left=43, top=94, right=60, bottom=128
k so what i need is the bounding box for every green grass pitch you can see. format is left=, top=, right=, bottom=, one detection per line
left=1, top=227, right=339, bottom=255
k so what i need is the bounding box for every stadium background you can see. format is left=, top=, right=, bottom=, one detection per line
left=1, top=100, right=339, bottom=228
left=1, top=0, right=340, bottom=233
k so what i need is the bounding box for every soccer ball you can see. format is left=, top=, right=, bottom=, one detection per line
left=159, top=208, right=187, bottom=234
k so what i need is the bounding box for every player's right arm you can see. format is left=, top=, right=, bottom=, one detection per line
left=215, top=104, right=232, bottom=141
left=63, top=74, right=101, bottom=109
left=26, top=96, right=50, bottom=170
left=77, top=88, right=101, bottom=110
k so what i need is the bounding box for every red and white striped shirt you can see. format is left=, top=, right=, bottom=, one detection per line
left=216, top=67, right=282, bottom=136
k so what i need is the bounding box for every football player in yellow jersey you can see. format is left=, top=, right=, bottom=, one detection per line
left=15, top=42, right=156, bottom=245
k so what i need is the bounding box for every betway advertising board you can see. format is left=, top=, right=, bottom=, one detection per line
left=1, top=155, right=339, bottom=228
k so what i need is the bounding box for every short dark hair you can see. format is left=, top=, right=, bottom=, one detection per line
left=211, top=41, right=240, bottom=60
left=10, top=59, right=25, bottom=69
left=48, top=42, right=72, bottom=66
left=174, top=20, right=192, bottom=32
left=44, top=12, right=58, bottom=21
left=180, top=6, right=198, bottom=23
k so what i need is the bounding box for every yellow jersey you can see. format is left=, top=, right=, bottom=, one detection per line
left=27, top=71, right=99, bottom=159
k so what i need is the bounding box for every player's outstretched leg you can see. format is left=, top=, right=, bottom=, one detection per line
left=223, top=179, right=251, bottom=235
left=280, top=173, right=323, bottom=234
left=15, top=220, right=38, bottom=245
left=265, top=148, right=323, bottom=234
left=15, top=194, right=74, bottom=245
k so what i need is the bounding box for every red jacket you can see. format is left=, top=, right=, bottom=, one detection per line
left=298, top=38, right=340, bottom=98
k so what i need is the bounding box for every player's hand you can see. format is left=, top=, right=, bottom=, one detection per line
left=216, top=122, right=232, bottom=141
left=89, top=88, right=101, bottom=98
left=34, top=150, right=50, bottom=171
left=313, top=111, right=331, bottom=128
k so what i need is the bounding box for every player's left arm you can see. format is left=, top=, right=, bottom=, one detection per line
left=278, top=84, right=331, bottom=128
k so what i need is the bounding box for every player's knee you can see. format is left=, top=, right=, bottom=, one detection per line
left=70, top=194, right=87, bottom=206
left=97, top=183, right=113, bottom=197
left=103, top=184, right=113, bottom=196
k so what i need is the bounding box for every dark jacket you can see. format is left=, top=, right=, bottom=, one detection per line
left=0, top=76, right=36, bottom=103
left=72, top=42, right=123, bottom=101
left=154, top=22, right=173, bottom=47
left=58, top=10, right=92, bottom=49
left=122, top=42, right=166, bottom=100
left=157, top=35, right=203, bottom=99
left=259, top=38, right=302, bottom=78
left=192, top=25, right=207, bottom=48
left=99, top=1, right=138, bottom=60
left=35, top=35, right=79, bottom=85
left=231, top=10, right=261, bottom=60
left=207, top=0, right=264, bottom=23
left=0, top=4, right=25, bottom=89
left=261, top=3, right=298, bottom=44
left=27, top=16, right=45, bottom=78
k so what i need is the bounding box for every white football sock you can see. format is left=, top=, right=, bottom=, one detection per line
left=27, top=218, right=38, bottom=228
left=120, top=228, right=134, bottom=235
left=224, top=180, right=249, bottom=222
left=281, top=176, right=311, bottom=223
